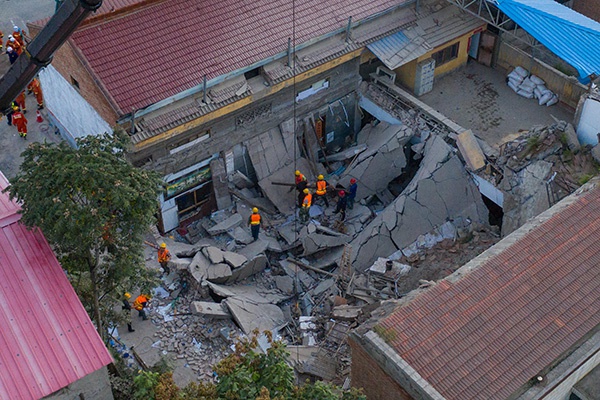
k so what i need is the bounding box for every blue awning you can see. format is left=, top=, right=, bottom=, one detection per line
left=496, top=0, right=600, bottom=82
left=367, top=26, right=432, bottom=70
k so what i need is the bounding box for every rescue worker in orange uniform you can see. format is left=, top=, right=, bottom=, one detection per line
left=133, top=294, right=150, bottom=320
left=295, top=170, right=308, bottom=208
left=28, top=78, right=44, bottom=109
left=15, top=91, right=26, bottom=113
left=247, top=207, right=261, bottom=241
left=12, top=26, right=26, bottom=47
left=0, top=30, right=4, bottom=51
left=157, top=242, right=171, bottom=276
left=300, top=188, right=312, bottom=222
left=11, top=105, right=28, bottom=139
left=315, top=174, right=329, bottom=208
left=6, top=36, right=22, bottom=55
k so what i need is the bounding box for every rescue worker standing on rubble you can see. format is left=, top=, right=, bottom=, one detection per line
left=300, top=188, right=312, bottom=222
left=122, top=293, right=135, bottom=332
left=133, top=294, right=150, bottom=320
left=295, top=170, right=308, bottom=208
left=347, top=178, right=358, bottom=210
left=315, top=174, right=329, bottom=208
left=157, top=242, right=171, bottom=276
left=334, top=190, right=347, bottom=221
left=248, top=207, right=261, bottom=241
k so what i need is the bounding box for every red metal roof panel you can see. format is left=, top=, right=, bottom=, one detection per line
left=378, top=186, right=600, bottom=400
left=71, top=0, right=410, bottom=113
left=0, top=175, right=112, bottom=400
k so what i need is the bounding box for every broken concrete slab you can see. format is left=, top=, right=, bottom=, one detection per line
left=158, top=237, right=198, bottom=258
left=206, top=264, right=232, bottom=283
left=188, top=252, right=232, bottom=284
left=237, top=239, right=269, bottom=260
left=331, top=305, right=362, bottom=321
left=207, top=214, right=243, bottom=235
left=325, top=144, right=368, bottom=162
left=222, top=251, right=247, bottom=269
left=350, top=136, right=488, bottom=270
left=311, top=278, right=336, bottom=297
left=288, top=346, right=337, bottom=380
left=563, top=123, right=581, bottom=152
left=227, top=255, right=268, bottom=283
left=302, top=233, right=351, bottom=256
left=258, top=157, right=314, bottom=215
left=277, top=224, right=299, bottom=245
left=170, top=256, right=192, bottom=271
left=369, top=258, right=411, bottom=276
left=279, top=260, right=315, bottom=291
left=224, top=297, right=287, bottom=335
left=230, top=226, right=254, bottom=245
left=274, top=275, right=295, bottom=295
left=208, top=281, right=290, bottom=304
left=202, top=246, right=224, bottom=264
left=230, top=170, right=255, bottom=189
left=258, top=232, right=283, bottom=252
left=456, top=129, right=485, bottom=171
left=190, top=301, right=231, bottom=319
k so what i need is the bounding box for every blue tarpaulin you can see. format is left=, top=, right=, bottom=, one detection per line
left=496, top=0, right=600, bottom=83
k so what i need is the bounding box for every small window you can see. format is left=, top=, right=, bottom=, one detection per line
left=70, top=76, right=80, bottom=90
left=431, top=42, right=459, bottom=67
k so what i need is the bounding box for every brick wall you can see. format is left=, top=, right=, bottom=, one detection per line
left=349, top=338, right=414, bottom=400
left=573, top=0, right=600, bottom=22
left=29, top=26, right=120, bottom=125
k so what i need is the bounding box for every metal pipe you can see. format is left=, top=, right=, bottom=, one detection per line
left=345, top=16, right=353, bottom=42
left=202, top=75, right=207, bottom=103
left=287, top=38, right=292, bottom=67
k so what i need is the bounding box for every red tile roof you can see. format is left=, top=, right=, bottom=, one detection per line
left=377, top=185, right=600, bottom=400
left=0, top=174, right=112, bottom=400
left=70, top=0, right=410, bottom=113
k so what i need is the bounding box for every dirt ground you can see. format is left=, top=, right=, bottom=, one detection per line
left=420, top=61, right=574, bottom=146
left=0, top=0, right=53, bottom=37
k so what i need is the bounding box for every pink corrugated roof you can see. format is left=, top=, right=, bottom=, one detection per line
left=0, top=175, right=112, bottom=400
left=378, top=186, right=600, bottom=400
left=71, top=0, right=409, bottom=113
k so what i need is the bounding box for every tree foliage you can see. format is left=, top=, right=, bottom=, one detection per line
left=123, top=332, right=366, bottom=400
left=5, top=130, right=162, bottom=339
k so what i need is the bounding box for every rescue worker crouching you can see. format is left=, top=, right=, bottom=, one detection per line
left=133, top=294, right=150, bottom=320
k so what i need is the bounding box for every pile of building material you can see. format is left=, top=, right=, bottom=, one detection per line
left=333, top=122, right=413, bottom=200
left=506, top=66, right=558, bottom=106
left=350, top=135, right=489, bottom=270
left=476, top=120, right=597, bottom=235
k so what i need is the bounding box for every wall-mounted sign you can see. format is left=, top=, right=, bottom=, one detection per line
left=165, top=166, right=211, bottom=199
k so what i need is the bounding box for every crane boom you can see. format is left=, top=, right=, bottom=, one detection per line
left=0, top=0, right=103, bottom=115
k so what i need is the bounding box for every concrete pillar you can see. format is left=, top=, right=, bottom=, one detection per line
left=210, top=157, right=232, bottom=210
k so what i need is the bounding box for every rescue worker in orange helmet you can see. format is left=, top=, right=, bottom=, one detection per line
left=315, top=174, right=329, bottom=208
left=157, top=242, right=171, bottom=276
left=15, top=91, right=26, bottom=113
left=11, top=105, right=28, bottom=140
left=300, top=188, right=312, bottom=223
left=133, top=294, right=150, bottom=320
left=247, top=207, right=261, bottom=241
left=28, top=78, right=44, bottom=109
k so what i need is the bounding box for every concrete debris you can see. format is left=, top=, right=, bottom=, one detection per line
left=207, top=213, right=243, bottom=235
left=258, top=232, right=283, bottom=252
left=190, top=301, right=231, bottom=319
left=258, top=157, right=314, bottom=214
left=456, top=129, right=485, bottom=171
left=202, top=246, right=225, bottom=264
left=237, top=239, right=268, bottom=260
left=563, top=123, right=581, bottom=152
left=331, top=305, right=362, bottom=321
left=312, top=279, right=336, bottom=297
left=338, top=122, right=413, bottom=200
left=230, top=226, right=254, bottom=245
left=324, top=144, right=368, bottom=162
left=279, top=260, right=316, bottom=291
left=369, top=258, right=411, bottom=276
left=277, top=224, right=300, bottom=245
left=230, top=170, right=255, bottom=189
left=207, top=281, right=290, bottom=305
left=302, top=233, right=351, bottom=256
left=351, top=135, right=488, bottom=270
left=274, top=275, right=295, bottom=295
left=222, top=251, right=248, bottom=269
left=308, top=246, right=345, bottom=270
left=224, top=297, right=287, bottom=335
left=227, top=255, right=267, bottom=283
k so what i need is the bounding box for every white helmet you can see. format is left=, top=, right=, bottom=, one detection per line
left=13, top=26, right=19, bottom=31
left=8, top=35, right=13, bottom=40
left=7, top=47, right=13, bottom=52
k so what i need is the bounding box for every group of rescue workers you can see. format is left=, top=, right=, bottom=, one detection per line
left=1, top=26, right=45, bottom=140
left=295, top=170, right=358, bottom=223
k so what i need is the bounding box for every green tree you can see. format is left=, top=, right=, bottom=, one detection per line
left=5, top=129, right=162, bottom=340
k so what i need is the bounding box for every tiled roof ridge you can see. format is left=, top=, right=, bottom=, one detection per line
left=80, top=0, right=168, bottom=28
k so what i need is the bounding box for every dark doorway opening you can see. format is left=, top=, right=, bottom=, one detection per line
left=482, top=194, right=503, bottom=227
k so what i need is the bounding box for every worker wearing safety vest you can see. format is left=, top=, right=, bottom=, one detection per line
left=133, top=294, right=150, bottom=320
left=315, top=174, right=329, bottom=208
left=157, top=242, right=171, bottom=276
left=295, top=170, right=308, bottom=208
left=247, top=207, right=261, bottom=241
left=300, top=188, right=312, bottom=223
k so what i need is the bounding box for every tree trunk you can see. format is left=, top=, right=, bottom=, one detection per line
left=89, top=247, right=104, bottom=342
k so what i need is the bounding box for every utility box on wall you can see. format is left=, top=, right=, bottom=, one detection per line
left=414, top=58, right=435, bottom=96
